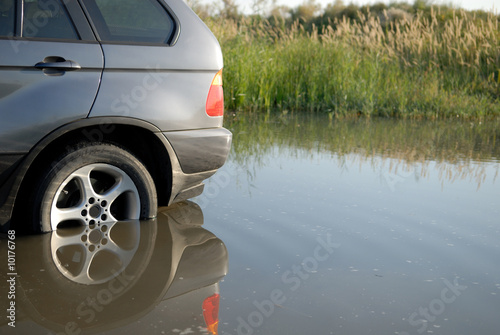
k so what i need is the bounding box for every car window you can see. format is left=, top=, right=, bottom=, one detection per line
left=0, top=0, right=15, bottom=37
left=22, top=0, right=79, bottom=39
left=83, top=0, right=175, bottom=44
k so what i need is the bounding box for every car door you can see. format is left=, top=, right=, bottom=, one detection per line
left=0, top=0, right=103, bottom=157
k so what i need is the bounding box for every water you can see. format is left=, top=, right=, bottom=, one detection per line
left=1, top=113, right=499, bottom=334
left=201, top=114, right=500, bottom=335
left=1, top=203, right=228, bottom=335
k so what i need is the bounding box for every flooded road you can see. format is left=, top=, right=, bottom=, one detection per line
left=2, top=113, right=500, bottom=334
left=202, top=114, right=500, bottom=335
left=1, top=203, right=227, bottom=334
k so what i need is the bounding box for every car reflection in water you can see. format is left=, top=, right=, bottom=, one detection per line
left=0, top=201, right=228, bottom=335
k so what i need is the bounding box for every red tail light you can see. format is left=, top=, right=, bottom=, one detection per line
left=202, top=293, right=220, bottom=335
left=206, top=70, right=224, bottom=117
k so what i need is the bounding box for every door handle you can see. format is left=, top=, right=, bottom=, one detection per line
left=35, top=57, right=81, bottom=71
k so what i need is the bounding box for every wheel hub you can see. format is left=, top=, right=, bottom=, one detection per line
left=89, top=205, right=102, bottom=219
left=80, top=197, right=109, bottom=223
left=88, top=229, right=103, bottom=244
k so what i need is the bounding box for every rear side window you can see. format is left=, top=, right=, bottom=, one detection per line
left=0, top=0, right=15, bottom=37
left=22, top=0, right=79, bottom=39
left=83, top=0, right=176, bottom=44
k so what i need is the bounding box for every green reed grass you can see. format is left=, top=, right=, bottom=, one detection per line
left=207, top=9, right=500, bottom=119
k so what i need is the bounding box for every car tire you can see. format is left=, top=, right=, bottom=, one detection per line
left=30, top=143, right=157, bottom=233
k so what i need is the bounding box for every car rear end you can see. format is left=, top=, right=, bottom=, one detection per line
left=0, top=0, right=231, bottom=232
left=82, top=0, right=232, bottom=203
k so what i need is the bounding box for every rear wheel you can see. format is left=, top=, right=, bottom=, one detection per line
left=30, top=143, right=157, bottom=232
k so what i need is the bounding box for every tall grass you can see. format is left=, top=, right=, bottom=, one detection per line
left=207, top=9, right=500, bottom=119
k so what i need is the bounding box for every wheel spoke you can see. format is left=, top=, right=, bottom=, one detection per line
left=50, top=229, right=95, bottom=283
left=102, top=176, right=137, bottom=203
left=72, top=249, right=95, bottom=283
left=99, top=222, right=140, bottom=275
left=51, top=229, right=87, bottom=250
left=50, top=206, right=86, bottom=229
left=103, top=238, right=136, bottom=266
left=72, top=166, right=100, bottom=200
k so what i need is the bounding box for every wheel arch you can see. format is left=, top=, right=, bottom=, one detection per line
left=11, top=118, right=173, bottom=231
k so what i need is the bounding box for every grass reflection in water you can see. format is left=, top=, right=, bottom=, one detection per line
left=225, top=112, right=499, bottom=190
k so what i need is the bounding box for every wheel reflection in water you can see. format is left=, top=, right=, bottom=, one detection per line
left=51, top=220, right=140, bottom=285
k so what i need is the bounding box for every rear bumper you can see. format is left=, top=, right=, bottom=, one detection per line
left=164, top=128, right=232, bottom=174
left=159, top=127, right=232, bottom=204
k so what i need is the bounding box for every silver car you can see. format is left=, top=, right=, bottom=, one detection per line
left=0, top=0, right=231, bottom=233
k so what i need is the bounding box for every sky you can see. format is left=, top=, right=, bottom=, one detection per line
left=198, top=0, right=498, bottom=14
